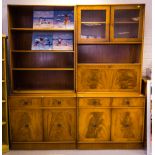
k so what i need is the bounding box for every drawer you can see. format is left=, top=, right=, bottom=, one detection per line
left=9, top=97, right=42, bottom=107
left=79, top=98, right=110, bottom=107
left=43, top=97, right=76, bottom=107
left=112, top=97, right=145, bottom=107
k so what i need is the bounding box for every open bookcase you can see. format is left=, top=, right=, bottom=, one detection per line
left=8, top=4, right=146, bottom=150
left=2, top=35, right=9, bottom=153
left=8, top=5, right=76, bottom=93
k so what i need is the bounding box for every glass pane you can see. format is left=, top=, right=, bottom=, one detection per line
left=81, top=23, right=105, bottom=39
left=81, top=10, right=106, bottom=22
left=114, top=9, right=140, bottom=38
left=114, top=23, right=139, bottom=38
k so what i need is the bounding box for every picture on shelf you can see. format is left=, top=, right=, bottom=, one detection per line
left=53, top=32, right=73, bottom=50
left=53, top=11, right=74, bottom=29
left=31, top=32, right=53, bottom=50
left=33, top=11, right=54, bottom=28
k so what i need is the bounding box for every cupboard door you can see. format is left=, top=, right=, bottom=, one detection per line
left=110, top=5, right=144, bottom=42
left=43, top=109, right=76, bottom=142
left=10, top=109, right=43, bottom=142
left=79, top=108, right=111, bottom=142
left=77, top=64, right=141, bottom=92
left=77, top=6, right=110, bottom=43
left=111, top=108, right=144, bottom=142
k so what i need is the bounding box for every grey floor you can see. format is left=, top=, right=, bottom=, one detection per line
left=4, top=150, right=146, bottom=155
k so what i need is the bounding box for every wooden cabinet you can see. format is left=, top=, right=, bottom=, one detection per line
left=111, top=108, right=144, bottom=142
left=8, top=96, right=76, bottom=148
left=78, top=96, right=145, bottom=145
left=7, top=4, right=145, bottom=150
left=10, top=109, right=43, bottom=142
left=78, top=64, right=141, bottom=92
left=77, top=6, right=110, bottom=43
left=110, top=5, right=144, bottom=42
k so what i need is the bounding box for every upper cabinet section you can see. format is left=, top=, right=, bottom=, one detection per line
left=110, top=5, right=144, bottom=42
left=77, top=6, right=110, bottom=43
left=77, top=5, right=144, bottom=43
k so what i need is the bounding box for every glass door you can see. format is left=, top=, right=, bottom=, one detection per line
left=110, top=5, right=144, bottom=42
left=78, top=6, right=110, bottom=43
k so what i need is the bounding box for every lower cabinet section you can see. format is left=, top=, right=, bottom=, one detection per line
left=9, top=96, right=76, bottom=149
left=9, top=95, right=145, bottom=149
left=77, top=96, right=145, bottom=149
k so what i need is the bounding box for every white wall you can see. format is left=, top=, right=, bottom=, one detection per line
left=2, top=0, right=152, bottom=76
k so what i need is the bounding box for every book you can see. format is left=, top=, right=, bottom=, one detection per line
left=53, top=11, right=74, bottom=29
left=53, top=32, right=73, bottom=50
left=31, top=32, right=53, bottom=50
left=33, top=11, right=54, bottom=28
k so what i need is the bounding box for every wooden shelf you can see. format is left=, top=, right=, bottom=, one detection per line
left=12, top=50, right=74, bottom=53
left=2, top=100, right=6, bottom=103
left=114, top=21, right=139, bottom=24
left=2, top=80, right=6, bottom=83
left=13, top=90, right=75, bottom=94
left=78, top=41, right=142, bottom=44
left=11, top=28, right=74, bottom=31
left=12, top=68, right=74, bottom=71
left=2, top=59, right=5, bottom=61
left=78, top=63, right=141, bottom=66
left=81, top=22, right=106, bottom=24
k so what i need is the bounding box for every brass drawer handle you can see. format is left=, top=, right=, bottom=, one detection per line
left=89, top=99, right=101, bottom=106
left=124, top=99, right=130, bottom=105
left=25, top=124, right=29, bottom=128
left=57, top=123, right=62, bottom=127
left=50, top=99, right=62, bottom=105
left=20, top=99, right=32, bottom=106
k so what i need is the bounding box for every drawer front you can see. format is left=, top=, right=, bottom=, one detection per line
left=43, top=109, right=76, bottom=141
left=77, top=64, right=140, bottom=92
left=9, top=97, right=42, bottom=107
left=43, top=98, right=76, bottom=107
left=79, top=98, right=110, bottom=107
left=79, top=108, right=111, bottom=142
left=111, top=108, right=144, bottom=142
left=112, top=97, right=145, bottom=107
left=10, top=109, right=43, bottom=142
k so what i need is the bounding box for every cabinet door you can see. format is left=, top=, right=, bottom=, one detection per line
left=79, top=108, right=111, bottom=142
left=111, top=108, right=144, bottom=142
left=77, top=64, right=141, bottom=92
left=77, top=6, right=110, bottom=43
left=110, top=5, right=144, bottom=42
left=43, top=109, right=76, bottom=142
left=10, top=109, right=43, bottom=142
